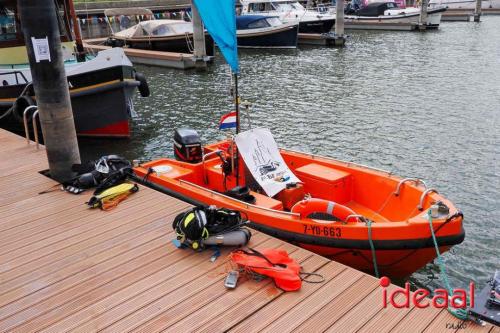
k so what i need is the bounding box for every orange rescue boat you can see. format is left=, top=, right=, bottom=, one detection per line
left=133, top=128, right=464, bottom=278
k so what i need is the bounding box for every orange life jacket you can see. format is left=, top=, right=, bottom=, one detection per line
left=229, top=248, right=302, bottom=291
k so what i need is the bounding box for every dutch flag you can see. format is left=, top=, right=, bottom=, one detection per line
left=219, top=111, right=237, bottom=130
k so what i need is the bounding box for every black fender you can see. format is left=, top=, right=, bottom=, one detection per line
left=135, top=72, right=150, bottom=97
left=12, top=95, right=36, bottom=123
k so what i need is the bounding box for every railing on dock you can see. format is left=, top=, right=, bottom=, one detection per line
left=23, top=105, right=40, bottom=149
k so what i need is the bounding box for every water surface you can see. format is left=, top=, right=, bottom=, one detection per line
left=80, top=17, right=500, bottom=290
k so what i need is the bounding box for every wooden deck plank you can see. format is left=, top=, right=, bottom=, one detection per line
left=0, top=190, right=163, bottom=270
left=422, top=309, right=463, bottom=332
left=489, top=326, right=500, bottom=333
left=0, top=130, right=493, bottom=333
left=101, top=237, right=288, bottom=333
left=42, top=231, right=266, bottom=333
left=2, top=239, right=193, bottom=331
left=0, top=203, right=187, bottom=291
left=130, top=242, right=306, bottom=333
left=162, top=250, right=323, bottom=333
left=0, top=189, right=157, bottom=253
left=353, top=291, right=413, bottom=333
left=259, top=268, right=365, bottom=332
left=324, top=284, right=398, bottom=333
left=0, top=206, right=187, bottom=302
left=293, top=274, right=380, bottom=332
left=229, top=261, right=347, bottom=333
left=200, top=254, right=330, bottom=333
left=389, top=305, right=443, bottom=333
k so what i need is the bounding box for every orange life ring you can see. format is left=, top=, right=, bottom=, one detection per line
left=291, top=198, right=357, bottom=223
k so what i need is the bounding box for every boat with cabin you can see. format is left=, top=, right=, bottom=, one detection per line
left=236, top=15, right=299, bottom=48
left=345, top=1, right=447, bottom=30
left=104, top=8, right=215, bottom=56
left=239, top=0, right=336, bottom=33
left=0, top=0, right=149, bottom=138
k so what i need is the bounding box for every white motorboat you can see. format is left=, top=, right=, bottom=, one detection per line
left=345, top=1, right=446, bottom=30
left=239, top=0, right=336, bottom=33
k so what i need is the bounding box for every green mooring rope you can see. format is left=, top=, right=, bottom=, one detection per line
left=427, top=209, right=469, bottom=321
left=366, top=219, right=379, bottom=278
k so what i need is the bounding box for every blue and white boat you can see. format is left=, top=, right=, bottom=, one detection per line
left=236, top=16, right=298, bottom=49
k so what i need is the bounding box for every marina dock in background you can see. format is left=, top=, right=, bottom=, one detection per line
left=0, top=130, right=496, bottom=332
left=84, top=38, right=205, bottom=69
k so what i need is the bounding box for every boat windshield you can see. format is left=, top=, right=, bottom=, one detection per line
left=266, top=17, right=283, bottom=27
left=150, top=24, right=172, bottom=36
left=170, top=23, right=193, bottom=34
left=247, top=18, right=271, bottom=29
left=271, top=1, right=304, bottom=11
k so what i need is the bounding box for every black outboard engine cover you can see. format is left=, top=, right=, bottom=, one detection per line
left=174, top=128, right=202, bottom=163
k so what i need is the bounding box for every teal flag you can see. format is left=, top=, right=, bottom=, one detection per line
left=193, top=0, right=239, bottom=73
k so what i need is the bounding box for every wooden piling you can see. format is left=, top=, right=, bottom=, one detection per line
left=474, top=0, right=482, bottom=21
left=334, top=0, right=346, bottom=46
left=191, top=1, right=208, bottom=71
left=18, top=0, right=81, bottom=183
left=419, top=0, right=429, bottom=31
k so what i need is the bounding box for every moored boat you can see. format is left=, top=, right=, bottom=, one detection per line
left=239, top=0, right=336, bottom=33
left=345, top=1, right=446, bottom=30
left=429, top=0, right=500, bottom=9
left=0, top=0, right=149, bottom=138
left=133, top=128, right=465, bottom=278
left=104, top=9, right=215, bottom=56
left=236, top=15, right=299, bottom=48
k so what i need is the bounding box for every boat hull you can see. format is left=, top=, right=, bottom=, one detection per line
left=110, top=34, right=215, bottom=56
left=0, top=48, right=141, bottom=138
left=299, top=18, right=336, bottom=33
left=133, top=144, right=465, bottom=278
left=237, top=24, right=299, bottom=48
left=430, top=0, right=500, bottom=9
left=345, top=7, right=446, bottom=30
left=252, top=222, right=461, bottom=277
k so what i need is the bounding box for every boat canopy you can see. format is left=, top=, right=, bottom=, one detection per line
left=113, top=20, right=193, bottom=38
left=104, top=8, right=154, bottom=17
left=356, top=2, right=399, bottom=16
left=235, top=15, right=282, bottom=29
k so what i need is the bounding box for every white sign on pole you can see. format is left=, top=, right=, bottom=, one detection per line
left=31, top=37, right=51, bottom=63
left=235, top=128, right=301, bottom=197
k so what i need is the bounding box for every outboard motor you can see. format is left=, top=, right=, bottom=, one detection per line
left=174, top=128, right=202, bottom=163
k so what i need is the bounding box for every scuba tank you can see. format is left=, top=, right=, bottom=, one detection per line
left=203, top=229, right=252, bottom=246
left=173, top=206, right=250, bottom=250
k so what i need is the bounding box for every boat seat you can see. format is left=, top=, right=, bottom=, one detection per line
left=294, top=163, right=352, bottom=204
left=250, top=191, right=283, bottom=210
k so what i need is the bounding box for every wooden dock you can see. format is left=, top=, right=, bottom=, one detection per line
left=0, top=129, right=496, bottom=332
left=298, top=33, right=346, bottom=47
left=83, top=39, right=211, bottom=70
left=344, top=21, right=418, bottom=31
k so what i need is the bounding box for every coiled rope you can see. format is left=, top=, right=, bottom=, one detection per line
left=428, top=209, right=469, bottom=321
left=366, top=219, right=379, bottom=278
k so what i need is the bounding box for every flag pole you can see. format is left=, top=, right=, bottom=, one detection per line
left=233, top=72, right=240, bottom=186
left=234, top=72, right=240, bottom=134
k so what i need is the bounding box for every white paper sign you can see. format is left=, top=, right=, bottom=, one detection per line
left=31, top=37, right=51, bottom=63
left=235, top=128, right=301, bottom=197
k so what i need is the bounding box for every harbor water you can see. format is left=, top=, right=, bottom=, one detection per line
left=80, top=17, right=500, bottom=290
